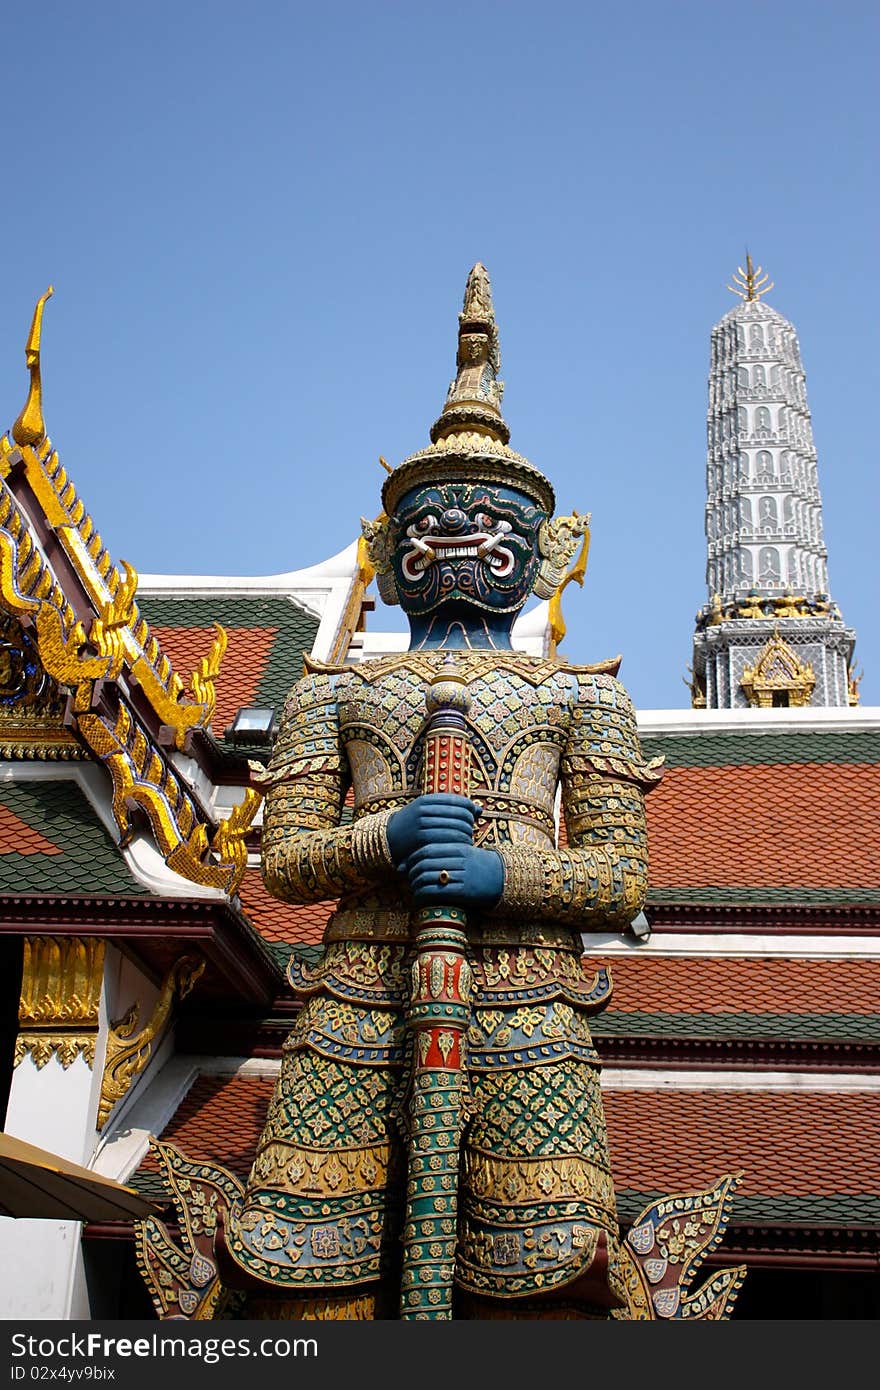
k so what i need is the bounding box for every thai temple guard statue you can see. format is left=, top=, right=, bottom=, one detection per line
left=138, top=266, right=746, bottom=1321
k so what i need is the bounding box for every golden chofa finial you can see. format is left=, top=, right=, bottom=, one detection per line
left=12, top=286, right=54, bottom=448
left=727, top=253, right=774, bottom=304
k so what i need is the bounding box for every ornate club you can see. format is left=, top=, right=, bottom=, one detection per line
left=399, top=660, right=473, bottom=1320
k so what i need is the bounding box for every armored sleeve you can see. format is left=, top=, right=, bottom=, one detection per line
left=496, top=674, right=662, bottom=928
left=260, top=672, right=395, bottom=903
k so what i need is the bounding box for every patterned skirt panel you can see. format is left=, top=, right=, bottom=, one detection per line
left=224, top=938, right=620, bottom=1300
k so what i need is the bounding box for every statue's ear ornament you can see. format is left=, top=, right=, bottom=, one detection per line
left=360, top=512, right=400, bottom=606
left=534, top=511, right=591, bottom=600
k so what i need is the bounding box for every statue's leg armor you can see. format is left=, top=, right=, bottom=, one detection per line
left=455, top=942, right=627, bottom=1319
left=218, top=943, right=407, bottom=1318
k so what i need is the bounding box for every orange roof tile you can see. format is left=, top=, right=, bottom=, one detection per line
left=149, top=625, right=278, bottom=736
left=238, top=870, right=331, bottom=945
left=602, top=956, right=880, bottom=1017
left=146, top=1074, right=880, bottom=1206
left=143, top=1074, right=277, bottom=1181
left=645, top=763, right=880, bottom=890
left=0, top=804, right=61, bottom=857
left=604, top=1089, right=880, bottom=1199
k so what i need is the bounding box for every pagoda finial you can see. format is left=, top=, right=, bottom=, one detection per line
left=727, top=253, right=774, bottom=304
left=12, top=286, right=54, bottom=448
left=429, top=262, right=510, bottom=446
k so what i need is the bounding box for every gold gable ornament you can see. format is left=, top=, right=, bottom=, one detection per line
left=740, top=628, right=815, bottom=709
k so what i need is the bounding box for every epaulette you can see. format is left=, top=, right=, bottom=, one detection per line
left=302, top=653, right=352, bottom=677
left=555, top=655, right=622, bottom=678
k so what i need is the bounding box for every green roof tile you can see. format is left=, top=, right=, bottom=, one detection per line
left=617, top=1190, right=880, bottom=1227
left=647, top=886, right=880, bottom=906
left=642, top=729, right=880, bottom=769
left=137, top=595, right=319, bottom=730
left=0, top=780, right=147, bottom=895
left=594, top=1011, right=880, bottom=1044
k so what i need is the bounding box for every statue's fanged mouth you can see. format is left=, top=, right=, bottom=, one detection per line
left=401, top=519, right=517, bottom=582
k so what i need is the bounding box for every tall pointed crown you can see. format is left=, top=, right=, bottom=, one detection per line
left=381, top=264, right=555, bottom=515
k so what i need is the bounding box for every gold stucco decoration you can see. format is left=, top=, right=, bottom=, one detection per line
left=544, top=516, right=591, bottom=655
left=76, top=704, right=236, bottom=891
left=98, top=955, right=205, bottom=1129
left=187, top=624, right=228, bottom=736
left=11, top=288, right=54, bottom=449
left=15, top=936, right=105, bottom=1070
left=741, top=627, right=816, bottom=708
left=0, top=611, right=82, bottom=758
left=727, top=253, right=774, bottom=304
left=211, top=788, right=262, bottom=893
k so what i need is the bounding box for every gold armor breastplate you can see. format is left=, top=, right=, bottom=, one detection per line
left=337, top=651, right=573, bottom=850
left=263, top=649, right=660, bottom=945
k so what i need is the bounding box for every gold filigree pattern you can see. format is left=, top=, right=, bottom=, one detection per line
left=0, top=610, right=82, bottom=758
left=0, top=294, right=245, bottom=883
left=15, top=936, right=104, bottom=1070
left=0, top=440, right=244, bottom=883
left=613, top=1174, right=747, bottom=1320
left=741, top=628, right=816, bottom=708
left=98, top=955, right=205, bottom=1128
left=211, top=789, right=262, bottom=893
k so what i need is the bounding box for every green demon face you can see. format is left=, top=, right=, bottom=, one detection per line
left=390, top=482, right=545, bottom=617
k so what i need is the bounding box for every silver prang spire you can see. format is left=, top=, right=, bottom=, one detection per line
left=690, top=263, right=858, bottom=709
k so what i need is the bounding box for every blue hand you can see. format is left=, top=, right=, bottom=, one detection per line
left=402, top=842, right=504, bottom=909
left=387, top=793, right=480, bottom=868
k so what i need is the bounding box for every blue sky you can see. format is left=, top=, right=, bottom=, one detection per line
left=0, top=1, right=876, bottom=708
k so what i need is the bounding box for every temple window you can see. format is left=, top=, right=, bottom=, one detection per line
left=758, top=545, right=781, bottom=584
left=787, top=548, right=799, bottom=586
left=756, top=449, right=774, bottom=480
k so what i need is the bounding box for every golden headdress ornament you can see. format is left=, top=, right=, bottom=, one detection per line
left=380, top=264, right=556, bottom=516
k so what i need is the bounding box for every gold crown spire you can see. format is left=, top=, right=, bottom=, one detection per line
left=429, top=262, right=510, bottom=446
left=381, top=264, right=555, bottom=516
left=12, top=286, right=54, bottom=448
left=727, top=253, right=774, bottom=304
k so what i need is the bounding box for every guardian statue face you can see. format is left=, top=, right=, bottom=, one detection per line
left=390, top=481, right=545, bottom=618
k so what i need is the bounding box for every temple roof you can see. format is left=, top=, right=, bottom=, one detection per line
left=136, top=595, right=319, bottom=746
left=0, top=779, right=148, bottom=895
left=235, top=871, right=331, bottom=959
left=593, top=955, right=880, bottom=1049
left=640, top=726, right=880, bottom=906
